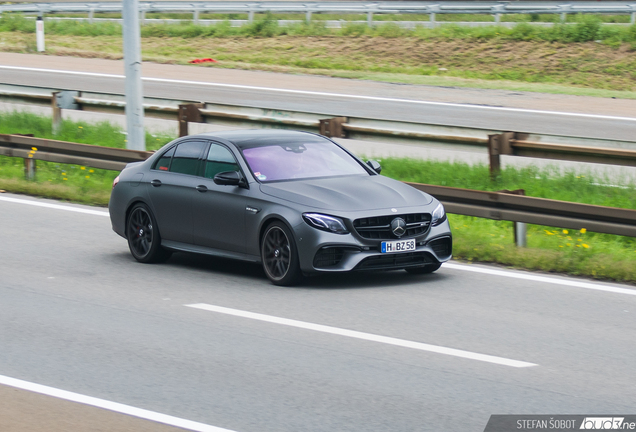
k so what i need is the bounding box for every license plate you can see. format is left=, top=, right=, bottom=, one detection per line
left=381, top=239, right=416, bottom=253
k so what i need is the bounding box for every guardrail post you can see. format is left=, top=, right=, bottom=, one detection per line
left=429, top=12, right=436, bottom=27
left=306, top=10, right=312, bottom=23
left=515, top=219, right=527, bottom=247
left=488, top=134, right=502, bottom=179
left=16, top=134, right=37, bottom=181
left=501, top=189, right=527, bottom=247
left=248, top=10, right=255, bottom=23
left=367, top=11, right=373, bottom=27
left=25, top=157, right=36, bottom=181
left=319, top=117, right=348, bottom=139
left=52, top=91, right=62, bottom=135
left=193, top=9, right=200, bottom=25
left=89, top=8, right=95, bottom=24
left=489, top=132, right=515, bottom=179
left=178, top=103, right=204, bottom=137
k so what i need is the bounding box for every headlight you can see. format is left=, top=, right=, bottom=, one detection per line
left=303, top=213, right=349, bottom=234
left=431, top=203, right=447, bottom=226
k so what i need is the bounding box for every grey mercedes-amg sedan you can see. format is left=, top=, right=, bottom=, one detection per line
left=109, top=130, right=452, bottom=285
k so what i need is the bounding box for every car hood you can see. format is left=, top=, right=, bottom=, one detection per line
left=259, top=175, right=433, bottom=211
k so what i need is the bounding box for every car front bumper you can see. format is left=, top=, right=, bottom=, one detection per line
left=292, top=218, right=452, bottom=274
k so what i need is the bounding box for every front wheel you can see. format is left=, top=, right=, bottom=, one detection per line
left=126, top=203, right=172, bottom=263
left=405, top=263, right=441, bottom=275
left=261, top=221, right=302, bottom=286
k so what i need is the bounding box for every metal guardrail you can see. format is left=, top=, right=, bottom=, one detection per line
left=408, top=183, right=636, bottom=237
left=1, top=133, right=635, bottom=238
left=0, top=133, right=152, bottom=171
left=2, top=1, right=636, bottom=25
left=2, top=83, right=634, bottom=152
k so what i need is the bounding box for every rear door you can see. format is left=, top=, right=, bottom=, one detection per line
left=146, top=140, right=207, bottom=244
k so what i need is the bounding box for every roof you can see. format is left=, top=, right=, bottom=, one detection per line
left=197, top=129, right=328, bottom=149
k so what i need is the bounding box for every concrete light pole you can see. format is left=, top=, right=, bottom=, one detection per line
left=122, top=0, right=145, bottom=151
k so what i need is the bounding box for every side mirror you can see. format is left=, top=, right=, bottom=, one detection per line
left=366, top=160, right=382, bottom=174
left=213, top=171, right=247, bottom=188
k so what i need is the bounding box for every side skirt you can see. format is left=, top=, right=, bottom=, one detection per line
left=161, top=240, right=261, bottom=263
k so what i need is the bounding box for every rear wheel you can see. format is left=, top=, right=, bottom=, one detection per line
left=405, top=263, right=441, bottom=275
left=261, top=221, right=302, bottom=286
left=126, top=203, right=172, bottom=263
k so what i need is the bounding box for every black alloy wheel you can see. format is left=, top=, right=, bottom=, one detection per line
left=261, top=222, right=301, bottom=286
left=405, top=262, right=442, bottom=275
left=126, top=203, right=171, bottom=263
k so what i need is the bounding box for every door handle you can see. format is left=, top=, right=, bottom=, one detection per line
left=150, top=179, right=162, bottom=187
left=196, top=185, right=208, bottom=193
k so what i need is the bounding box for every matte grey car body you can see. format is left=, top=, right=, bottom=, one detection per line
left=109, top=130, right=452, bottom=285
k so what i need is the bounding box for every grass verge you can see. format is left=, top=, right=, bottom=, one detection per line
left=1, top=111, right=635, bottom=283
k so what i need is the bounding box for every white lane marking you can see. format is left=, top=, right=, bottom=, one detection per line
left=0, top=374, right=236, bottom=432
left=0, top=195, right=109, bottom=216
left=2, top=65, right=635, bottom=123
left=444, top=263, right=636, bottom=296
left=185, top=303, right=537, bottom=368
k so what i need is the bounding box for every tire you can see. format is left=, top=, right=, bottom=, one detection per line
left=405, top=263, right=442, bottom=275
left=261, top=221, right=302, bottom=286
left=126, top=203, right=172, bottom=263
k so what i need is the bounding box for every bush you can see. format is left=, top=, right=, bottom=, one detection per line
left=572, top=15, right=602, bottom=42
left=241, top=12, right=280, bottom=37
left=508, top=22, right=537, bottom=41
left=0, top=14, right=35, bottom=32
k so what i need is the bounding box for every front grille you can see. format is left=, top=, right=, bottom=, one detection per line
left=353, top=213, right=431, bottom=240
left=354, top=252, right=433, bottom=271
left=428, top=236, right=452, bottom=259
left=313, top=247, right=345, bottom=268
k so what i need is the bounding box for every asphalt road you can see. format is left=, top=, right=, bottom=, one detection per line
left=1, top=53, right=635, bottom=142
left=1, top=193, right=635, bottom=432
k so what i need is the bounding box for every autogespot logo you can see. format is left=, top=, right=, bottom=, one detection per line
left=580, top=418, right=628, bottom=430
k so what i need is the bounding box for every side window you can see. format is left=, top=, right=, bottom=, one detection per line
left=154, top=146, right=175, bottom=171
left=170, top=141, right=206, bottom=176
left=204, top=143, right=240, bottom=179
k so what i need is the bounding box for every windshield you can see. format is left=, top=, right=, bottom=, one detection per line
left=242, top=141, right=368, bottom=182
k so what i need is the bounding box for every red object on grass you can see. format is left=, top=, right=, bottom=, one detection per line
left=189, top=58, right=217, bottom=64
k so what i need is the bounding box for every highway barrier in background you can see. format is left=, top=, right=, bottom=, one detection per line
left=2, top=134, right=636, bottom=243
left=2, top=1, right=636, bottom=26
left=2, top=84, right=635, bottom=172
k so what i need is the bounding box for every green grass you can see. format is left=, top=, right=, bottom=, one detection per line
left=0, top=111, right=173, bottom=205
left=1, top=111, right=636, bottom=282
left=379, top=158, right=636, bottom=208
left=3, top=13, right=636, bottom=44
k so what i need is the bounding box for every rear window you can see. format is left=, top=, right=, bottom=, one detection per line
left=168, top=141, right=206, bottom=176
